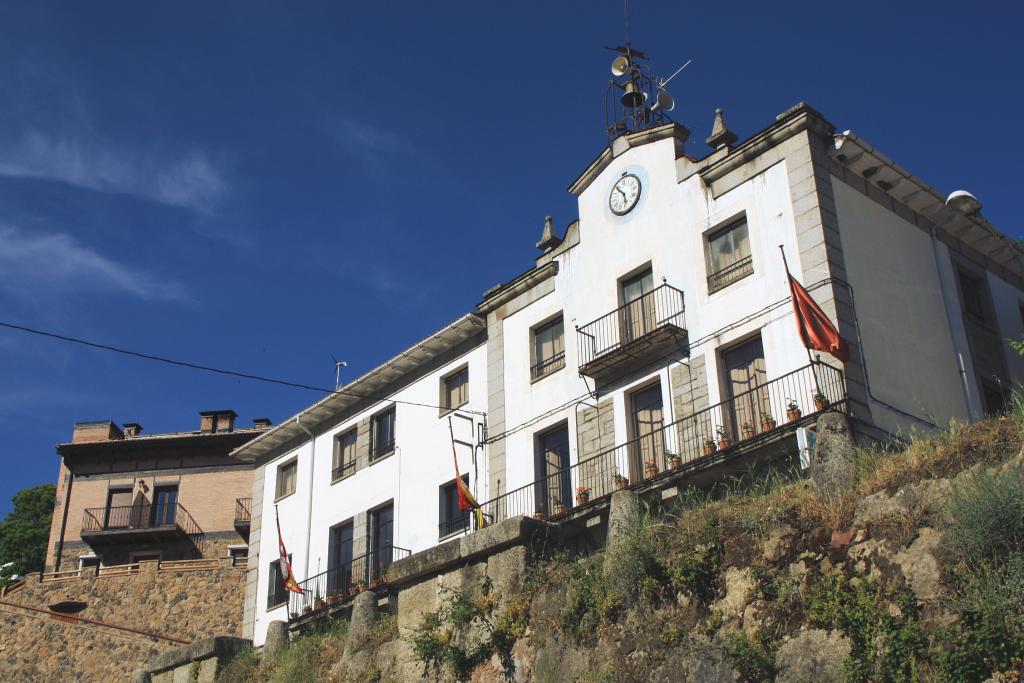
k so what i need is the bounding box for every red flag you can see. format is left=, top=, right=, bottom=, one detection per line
left=275, top=507, right=302, bottom=594
left=787, top=273, right=849, bottom=362
left=449, top=417, right=487, bottom=528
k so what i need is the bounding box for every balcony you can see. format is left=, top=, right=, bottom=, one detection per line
left=473, top=362, right=846, bottom=526
left=288, top=545, right=411, bottom=620
left=80, top=503, right=203, bottom=545
left=576, top=284, right=687, bottom=383
left=234, top=498, right=251, bottom=535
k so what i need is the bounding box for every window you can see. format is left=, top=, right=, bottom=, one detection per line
left=129, top=551, right=161, bottom=563
left=531, top=316, right=565, bottom=380
left=228, top=546, right=248, bottom=565
left=369, top=503, right=394, bottom=581
left=439, top=475, right=471, bottom=538
left=332, top=429, right=357, bottom=481
left=78, top=554, right=100, bottom=571
left=371, top=408, right=396, bottom=461
left=275, top=459, right=297, bottom=500
left=267, top=557, right=290, bottom=609
left=706, top=216, right=753, bottom=292
left=535, top=423, right=571, bottom=515
left=958, top=270, right=988, bottom=324
left=441, top=367, right=469, bottom=413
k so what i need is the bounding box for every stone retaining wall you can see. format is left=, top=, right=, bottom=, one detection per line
left=0, top=557, right=245, bottom=682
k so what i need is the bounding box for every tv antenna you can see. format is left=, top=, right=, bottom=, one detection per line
left=331, top=355, right=348, bottom=390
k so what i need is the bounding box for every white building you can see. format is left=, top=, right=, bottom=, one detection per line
left=235, top=90, right=1024, bottom=644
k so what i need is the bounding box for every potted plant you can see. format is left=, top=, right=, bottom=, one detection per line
left=553, top=499, right=567, bottom=515
left=666, top=452, right=682, bottom=469
left=612, top=469, right=629, bottom=490
left=715, top=425, right=732, bottom=450
left=290, top=612, right=300, bottom=621
left=760, top=411, right=777, bottom=431
left=314, top=594, right=325, bottom=611
left=785, top=398, right=801, bottom=422
left=644, top=459, right=659, bottom=478
left=812, top=390, right=829, bottom=412
left=532, top=510, right=545, bottom=520
left=741, top=421, right=756, bottom=440
left=702, top=438, right=717, bottom=456
left=326, top=592, right=338, bottom=606
left=575, top=486, right=592, bottom=506
left=303, top=605, right=313, bottom=615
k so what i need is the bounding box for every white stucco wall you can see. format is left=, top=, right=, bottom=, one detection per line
left=829, top=178, right=1023, bottom=432
left=498, top=136, right=827, bottom=494
left=251, top=342, right=486, bottom=645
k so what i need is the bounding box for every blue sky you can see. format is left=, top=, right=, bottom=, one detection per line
left=0, top=1, right=1021, bottom=515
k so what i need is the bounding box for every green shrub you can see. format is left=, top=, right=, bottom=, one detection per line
left=410, top=579, right=521, bottom=681
left=944, top=465, right=1024, bottom=564
left=807, top=572, right=925, bottom=683
left=719, top=630, right=777, bottom=683
left=215, top=646, right=259, bottom=683
left=939, top=553, right=1024, bottom=682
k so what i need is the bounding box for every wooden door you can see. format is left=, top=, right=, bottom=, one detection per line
left=620, top=270, right=655, bottom=344
left=721, top=337, right=768, bottom=439
left=629, top=383, right=665, bottom=478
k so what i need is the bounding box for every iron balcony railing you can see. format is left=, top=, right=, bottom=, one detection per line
left=473, top=362, right=845, bottom=527
left=332, top=460, right=356, bottom=481
left=576, top=283, right=686, bottom=369
left=82, top=503, right=203, bottom=539
left=707, top=255, right=754, bottom=293
left=289, top=545, right=411, bottom=618
left=530, top=351, right=566, bottom=380
left=439, top=512, right=470, bottom=538
left=234, top=498, right=251, bottom=526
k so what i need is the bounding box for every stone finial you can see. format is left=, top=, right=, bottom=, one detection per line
left=536, top=215, right=562, bottom=252
left=706, top=108, right=738, bottom=150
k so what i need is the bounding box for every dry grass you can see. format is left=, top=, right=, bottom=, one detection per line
left=666, top=411, right=1024, bottom=542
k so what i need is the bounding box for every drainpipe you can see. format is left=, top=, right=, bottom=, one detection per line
left=930, top=225, right=976, bottom=421
left=295, top=416, right=317, bottom=578
left=53, top=468, right=74, bottom=572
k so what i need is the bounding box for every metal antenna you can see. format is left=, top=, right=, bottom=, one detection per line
left=624, top=0, right=631, bottom=47
left=659, top=59, right=693, bottom=88
left=331, top=355, right=348, bottom=390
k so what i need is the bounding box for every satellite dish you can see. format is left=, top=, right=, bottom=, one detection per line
left=611, top=55, right=631, bottom=77
left=651, top=89, right=675, bottom=113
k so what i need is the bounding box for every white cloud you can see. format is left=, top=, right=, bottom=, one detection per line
left=0, top=225, right=189, bottom=302
left=329, top=118, right=414, bottom=157
left=0, top=131, right=225, bottom=212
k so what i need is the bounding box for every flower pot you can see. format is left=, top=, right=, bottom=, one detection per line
left=575, top=492, right=590, bottom=506
left=644, top=464, right=659, bottom=479
left=814, top=398, right=829, bottom=412
left=314, top=600, right=325, bottom=611
left=786, top=409, right=801, bottom=422
left=303, top=606, right=312, bottom=615
left=702, top=443, right=717, bottom=456
left=761, top=418, right=776, bottom=431
left=614, top=477, right=629, bottom=490
left=290, top=613, right=299, bottom=621
left=553, top=503, right=567, bottom=515
left=741, top=427, right=756, bottom=440
left=532, top=511, right=544, bottom=520
left=717, top=437, right=732, bottom=450
left=667, top=457, right=682, bottom=470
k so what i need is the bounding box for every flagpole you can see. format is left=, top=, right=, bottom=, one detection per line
left=779, top=245, right=821, bottom=391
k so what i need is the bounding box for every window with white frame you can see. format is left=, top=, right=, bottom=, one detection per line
left=706, top=216, right=753, bottom=292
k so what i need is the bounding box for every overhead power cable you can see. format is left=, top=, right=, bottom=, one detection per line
left=0, top=320, right=483, bottom=416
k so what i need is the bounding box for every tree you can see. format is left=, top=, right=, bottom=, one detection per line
left=0, top=483, right=56, bottom=586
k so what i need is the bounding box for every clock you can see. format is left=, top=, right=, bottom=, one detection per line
left=609, top=173, right=641, bottom=215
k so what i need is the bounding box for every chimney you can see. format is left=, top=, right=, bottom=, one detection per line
left=71, top=421, right=123, bottom=444
left=252, top=418, right=272, bottom=430
left=199, top=410, right=237, bottom=434
left=122, top=423, right=143, bottom=438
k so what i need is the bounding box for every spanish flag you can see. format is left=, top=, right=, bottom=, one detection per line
left=449, top=417, right=487, bottom=529
left=275, top=506, right=302, bottom=594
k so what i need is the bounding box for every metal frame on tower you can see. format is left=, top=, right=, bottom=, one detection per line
left=604, top=45, right=677, bottom=144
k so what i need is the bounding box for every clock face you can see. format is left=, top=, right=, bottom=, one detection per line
left=609, top=174, right=641, bottom=215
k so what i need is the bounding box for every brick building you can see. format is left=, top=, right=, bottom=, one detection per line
left=45, top=410, right=269, bottom=572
